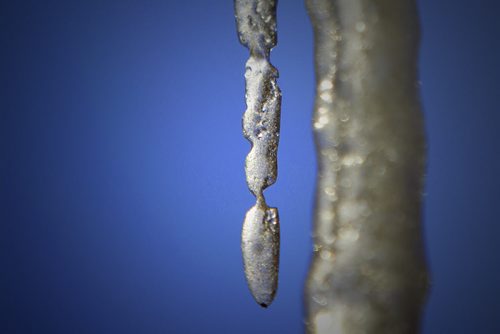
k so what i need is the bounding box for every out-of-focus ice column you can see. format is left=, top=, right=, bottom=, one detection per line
left=304, top=0, right=428, bottom=333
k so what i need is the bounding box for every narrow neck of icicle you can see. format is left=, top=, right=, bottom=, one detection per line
left=255, top=194, right=268, bottom=208
left=249, top=47, right=270, bottom=60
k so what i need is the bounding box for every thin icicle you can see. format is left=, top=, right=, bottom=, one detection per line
left=235, top=0, right=281, bottom=308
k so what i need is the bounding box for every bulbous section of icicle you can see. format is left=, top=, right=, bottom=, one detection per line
left=243, top=56, right=281, bottom=196
left=241, top=202, right=280, bottom=307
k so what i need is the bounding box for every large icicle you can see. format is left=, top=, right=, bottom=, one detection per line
left=235, top=0, right=282, bottom=308
left=304, top=0, right=428, bottom=332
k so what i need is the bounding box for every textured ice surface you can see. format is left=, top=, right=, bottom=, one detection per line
left=235, top=0, right=281, bottom=308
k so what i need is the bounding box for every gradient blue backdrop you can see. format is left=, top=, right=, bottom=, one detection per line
left=2, top=1, right=499, bottom=333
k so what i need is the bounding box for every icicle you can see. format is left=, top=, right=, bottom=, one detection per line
left=234, top=0, right=281, bottom=308
left=304, top=0, right=428, bottom=332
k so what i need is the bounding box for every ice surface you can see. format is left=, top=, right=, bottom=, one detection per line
left=304, top=0, right=428, bottom=333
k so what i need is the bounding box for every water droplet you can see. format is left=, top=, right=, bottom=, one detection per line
left=356, top=22, right=366, bottom=32
left=320, top=92, right=333, bottom=103
left=319, top=80, right=333, bottom=90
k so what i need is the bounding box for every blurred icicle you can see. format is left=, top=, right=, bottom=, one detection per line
left=234, top=0, right=282, bottom=308
left=304, top=0, right=428, bottom=332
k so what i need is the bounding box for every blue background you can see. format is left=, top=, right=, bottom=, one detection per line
left=2, top=1, right=499, bottom=333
